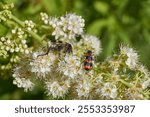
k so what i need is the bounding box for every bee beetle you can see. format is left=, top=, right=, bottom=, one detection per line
left=37, top=41, right=73, bottom=57
left=84, top=50, right=93, bottom=70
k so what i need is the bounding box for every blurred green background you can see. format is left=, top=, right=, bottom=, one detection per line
left=0, top=0, right=150, bottom=99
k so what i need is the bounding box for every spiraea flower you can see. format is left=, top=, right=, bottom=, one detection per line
left=100, top=82, right=118, bottom=99
left=76, top=77, right=93, bottom=98
left=45, top=79, right=70, bottom=98
left=120, top=45, right=138, bottom=69
left=60, top=13, right=85, bottom=39
left=30, top=52, right=56, bottom=78
left=13, top=77, right=34, bottom=92
left=49, top=13, right=85, bottom=40
left=78, top=34, right=102, bottom=55
left=57, top=55, right=82, bottom=79
left=0, top=9, right=147, bottom=100
left=12, top=62, right=34, bottom=92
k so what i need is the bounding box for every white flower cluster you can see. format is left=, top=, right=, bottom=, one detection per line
left=41, top=13, right=85, bottom=40
left=13, top=77, right=34, bottom=92
left=30, top=52, right=56, bottom=78
left=76, top=78, right=93, bottom=98
left=0, top=10, right=12, bottom=22
left=57, top=55, right=81, bottom=79
left=40, top=12, right=49, bottom=24
left=78, top=34, right=102, bottom=55
left=24, top=20, right=35, bottom=31
left=101, top=83, right=117, bottom=99
left=0, top=36, right=30, bottom=58
left=45, top=80, right=70, bottom=98
left=12, top=28, right=25, bottom=39
left=120, top=45, right=138, bottom=69
left=10, top=13, right=150, bottom=100
left=12, top=64, right=34, bottom=92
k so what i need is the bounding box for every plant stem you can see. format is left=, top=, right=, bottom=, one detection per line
left=10, top=14, right=44, bottom=44
left=118, top=79, right=133, bottom=88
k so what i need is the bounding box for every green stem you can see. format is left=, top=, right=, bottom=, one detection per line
left=10, top=14, right=44, bottom=44
left=119, top=79, right=149, bottom=99
left=118, top=79, right=133, bottom=88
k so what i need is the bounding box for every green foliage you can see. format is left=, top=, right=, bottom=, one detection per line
left=0, top=0, right=150, bottom=99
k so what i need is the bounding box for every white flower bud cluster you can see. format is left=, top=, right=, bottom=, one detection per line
left=0, top=34, right=31, bottom=70
left=40, top=12, right=49, bottom=24
left=24, top=20, right=35, bottom=31
left=0, top=10, right=12, bottom=22
left=2, top=3, right=14, bottom=10
left=12, top=28, right=25, bottom=39
left=0, top=37, right=30, bottom=57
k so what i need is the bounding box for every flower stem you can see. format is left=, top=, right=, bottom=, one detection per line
left=10, top=14, right=44, bottom=44
left=118, top=79, right=133, bottom=88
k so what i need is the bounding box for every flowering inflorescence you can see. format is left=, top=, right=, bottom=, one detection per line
left=0, top=3, right=150, bottom=99
left=41, top=12, right=85, bottom=40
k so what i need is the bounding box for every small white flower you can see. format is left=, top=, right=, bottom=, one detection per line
left=76, top=78, right=92, bottom=98
left=10, top=48, right=14, bottom=53
left=101, top=82, right=117, bottom=99
left=52, top=27, right=65, bottom=39
left=40, top=12, right=49, bottom=24
left=49, top=17, right=60, bottom=28
left=50, top=13, right=85, bottom=40
left=142, top=79, right=150, bottom=89
left=5, top=46, right=10, bottom=51
left=30, top=52, right=56, bottom=78
left=13, top=77, right=34, bottom=92
left=79, top=34, right=102, bottom=55
left=45, top=80, right=70, bottom=98
left=24, top=49, right=29, bottom=54
left=57, top=55, right=81, bottom=79
left=11, top=29, right=16, bottom=34
left=1, top=37, right=6, bottom=41
left=120, top=45, right=138, bottom=69
left=138, top=65, right=150, bottom=79
left=15, top=47, right=20, bottom=52
left=6, top=39, right=11, bottom=44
